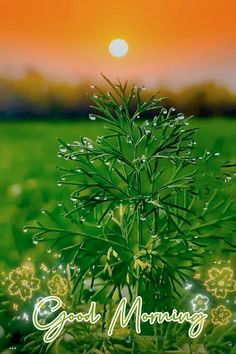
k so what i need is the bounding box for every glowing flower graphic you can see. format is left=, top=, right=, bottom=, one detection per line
left=47, top=275, right=68, bottom=296
left=191, top=294, right=209, bottom=312
left=211, top=305, right=232, bottom=325
left=204, top=267, right=236, bottom=298
left=8, top=266, right=40, bottom=301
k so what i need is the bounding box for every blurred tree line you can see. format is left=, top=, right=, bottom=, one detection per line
left=0, top=70, right=235, bottom=119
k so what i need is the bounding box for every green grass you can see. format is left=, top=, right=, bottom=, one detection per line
left=0, top=118, right=236, bottom=270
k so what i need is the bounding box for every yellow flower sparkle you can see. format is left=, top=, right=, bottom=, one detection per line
left=204, top=267, right=236, bottom=298
left=211, top=305, right=232, bottom=325
left=8, top=266, right=40, bottom=301
left=47, top=275, right=68, bottom=296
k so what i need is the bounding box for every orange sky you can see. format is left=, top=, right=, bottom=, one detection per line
left=0, top=0, right=236, bottom=88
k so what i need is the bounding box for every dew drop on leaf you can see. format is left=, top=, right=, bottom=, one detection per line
left=89, top=114, right=96, bottom=121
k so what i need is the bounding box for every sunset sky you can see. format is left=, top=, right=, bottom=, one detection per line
left=0, top=0, right=236, bottom=89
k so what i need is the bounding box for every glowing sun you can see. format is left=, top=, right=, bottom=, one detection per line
left=109, top=39, right=129, bottom=58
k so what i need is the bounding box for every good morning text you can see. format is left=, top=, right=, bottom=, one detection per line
left=33, top=296, right=208, bottom=343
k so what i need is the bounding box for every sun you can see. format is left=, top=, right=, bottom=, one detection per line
left=109, top=39, right=129, bottom=58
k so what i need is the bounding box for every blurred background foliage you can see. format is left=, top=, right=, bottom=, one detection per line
left=0, top=70, right=236, bottom=119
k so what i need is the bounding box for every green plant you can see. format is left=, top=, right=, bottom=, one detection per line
left=24, top=76, right=235, bottom=353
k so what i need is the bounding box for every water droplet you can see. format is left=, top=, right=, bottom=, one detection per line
left=80, top=216, right=85, bottom=223
left=57, top=182, right=62, bottom=187
left=145, top=129, right=151, bottom=135
left=32, top=236, right=38, bottom=245
left=58, top=201, right=62, bottom=207
left=89, top=114, right=96, bottom=121
left=118, top=159, right=125, bottom=164
left=126, top=136, right=132, bottom=144
left=140, top=214, right=146, bottom=221
left=59, top=147, right=67, bottom=153
left=90, top=84, right=95, bottom=89
left=41, top=208, right=46, bottom=214
left=141, top=85, right=146, bottom=91
left=52, top=266, right=57, bottom=273
left=96, top=223, right=102, bottom=228
left=46, top=248, right=51, bottom=254
left=225, top=176, right=232, bottom=183
left=151, top=234, right=158, bottom=239
left=175, top=113, right=185, bottom=121
left=23, top=227, right=28, bottom=233
left=76, top=168, right=82, bottom=173
left=141, top=155, right=146, bottom=163
left=214, top=152, right=220, bottom=156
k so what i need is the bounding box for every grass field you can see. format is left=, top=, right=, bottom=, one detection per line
left=1, top=118, right=236, bottom=271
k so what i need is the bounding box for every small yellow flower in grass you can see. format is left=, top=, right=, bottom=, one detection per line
left=211, top=305, right=232, bottom=325
left=8, top=266, right=40, bottom=301
left=47, top=275, right=68, bottom=296
left=204, top=267, right=236, bottom=298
